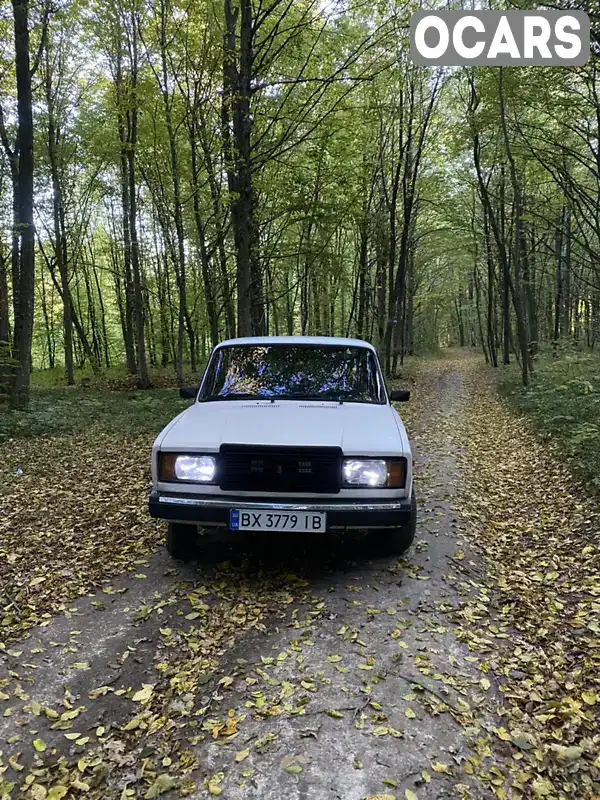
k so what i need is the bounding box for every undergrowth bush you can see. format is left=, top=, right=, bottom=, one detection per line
left=499, top=350, right=600, bottom=491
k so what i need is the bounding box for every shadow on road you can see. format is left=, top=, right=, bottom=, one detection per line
left=186, top=527, right=405, bottom=583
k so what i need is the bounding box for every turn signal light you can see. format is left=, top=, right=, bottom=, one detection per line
left=159, top=453, right=178, bottom=481
left=386, top=460, right=406, bottom=488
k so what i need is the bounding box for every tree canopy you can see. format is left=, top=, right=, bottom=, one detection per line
left=1, top=0, right=599, bottom=404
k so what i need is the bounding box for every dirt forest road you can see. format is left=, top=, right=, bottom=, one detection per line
left=0, top=355, right=598, bottom=800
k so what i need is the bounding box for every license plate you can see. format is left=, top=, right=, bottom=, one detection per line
left=230, top=509, right=326, bottom=533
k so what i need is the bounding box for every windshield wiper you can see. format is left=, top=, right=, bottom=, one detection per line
left=276, top=394, right=340, bottom=402
left=203, top=392, right=273, bottom=402
left=282, top=393, right=373, bottom=405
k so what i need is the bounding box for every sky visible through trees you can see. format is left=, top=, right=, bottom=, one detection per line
left=1, top=0, right=600, bottom=406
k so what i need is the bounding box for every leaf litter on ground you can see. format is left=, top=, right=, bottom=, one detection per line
left=0, top=355, right=599, bottom=799
left=449, top=357, right=600, bottom=799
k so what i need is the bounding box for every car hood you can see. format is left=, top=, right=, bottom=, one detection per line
left=158, top=400, right=407, bottom=456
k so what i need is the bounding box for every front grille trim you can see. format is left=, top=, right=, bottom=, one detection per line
left=218, top=444, right=342, bottom=494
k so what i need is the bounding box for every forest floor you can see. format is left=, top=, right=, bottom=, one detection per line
left=0, top=353, right=598, bottom=800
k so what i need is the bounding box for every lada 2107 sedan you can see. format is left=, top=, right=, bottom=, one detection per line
left=148, top=336, right=416, bottom=559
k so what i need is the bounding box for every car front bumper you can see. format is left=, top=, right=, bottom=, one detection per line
left=148, top=490, right=412, bottom=530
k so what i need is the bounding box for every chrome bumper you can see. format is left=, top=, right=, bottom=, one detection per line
left=150, top=491, right=413, bottom=530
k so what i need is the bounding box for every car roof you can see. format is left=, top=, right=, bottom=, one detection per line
left=215, top=335, right=377, bottom=351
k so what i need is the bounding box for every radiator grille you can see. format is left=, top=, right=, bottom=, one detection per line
left=219, top=445, right=342, bottom=493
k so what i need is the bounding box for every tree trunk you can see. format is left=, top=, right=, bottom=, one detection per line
left=521, top=213, right=537, bottom=356
left=10, top=0, right=36, bottom=408
left=159, top=0, right=194, bottom=379
left=498, top=68, right=530, bottom=385
left=223, top=0, right=263, bottom=336
left=405, top=252, right=414, bottom=357
left=39, top=268, right=55, bottom=369
left=189, top=112, right=219, bottom=347
left=197, top=121, right=235, bottom=340
left=473, top=264, right=489, bottom=364
left=376, top=209, right=387, bottom=350
left=553, top=210, right=564, bottom=350
left=383, top=155, right=401, bottom=375
left=116, top=58, right=137, bottom=374
left=562, top=208, right=572, bottom=338
left=127, top=13, right=149, bottom=388
left=498, top=170, right=511, bottom=365
left=356, top=208, right=368, bottom=339
left=44, top=42, right=74, bottom=384
left=483, top=207, right=498, bottom=367
left=91, top=248, right=110, bottom=368
left=0, top=246, right=11, bottom=398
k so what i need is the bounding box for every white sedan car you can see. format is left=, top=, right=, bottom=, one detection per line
left=149, top=336, right=415, bottom=559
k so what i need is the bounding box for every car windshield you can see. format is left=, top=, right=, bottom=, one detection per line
left=199, top=344, right=385, bottom=403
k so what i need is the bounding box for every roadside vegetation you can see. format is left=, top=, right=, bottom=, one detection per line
left=499, top=349, right=600, bottom=492
left=0, top=388, right=186, bottom=441
left=0, top=366, right=199, bottom=440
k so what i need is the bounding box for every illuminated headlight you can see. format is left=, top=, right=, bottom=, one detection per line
left=159, top=453, right=217, bottom=483
left=175, top=455, right=216, bottom=482
left=342, top=458, right=406, bottom=488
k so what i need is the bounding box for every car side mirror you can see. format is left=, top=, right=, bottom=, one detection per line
left=389, top=389, right=410, bottom=402
left=179, top=387, right=196, bottom=400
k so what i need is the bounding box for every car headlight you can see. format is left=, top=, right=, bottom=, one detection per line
left=342, top=458, right=406, bottom=488
left=159, top=453, right=217, bottom=483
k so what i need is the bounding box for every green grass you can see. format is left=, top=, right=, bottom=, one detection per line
left=0, top=363, right=204, bottom=440
left=0, top=387, right=190, bottom=440
left=1, top=363, right=202, bottom=440
left=499, top=350, right=600, bottom=491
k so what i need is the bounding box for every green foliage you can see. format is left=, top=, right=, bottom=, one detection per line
left=0, top=385, right=189, bottom=440
left=28, top=362, right=199, bottom=390
left=500, top=350, right=600, bottom=490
